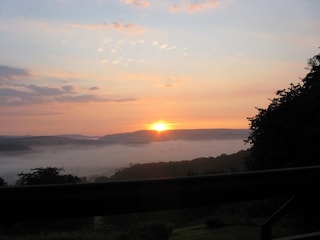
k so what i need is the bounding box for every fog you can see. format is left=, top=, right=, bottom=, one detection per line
left=0, top=139, right=247, bottom=184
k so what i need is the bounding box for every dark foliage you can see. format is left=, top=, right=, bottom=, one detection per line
left=246, top=52, right=320, bottom=170
left=109, top=150, right=249, bottom=181
left=16, top=167, right=81, bottom=186
left=0, top=177, right=7, bottom=187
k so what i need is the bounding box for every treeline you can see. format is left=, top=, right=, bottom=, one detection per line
left=95, top=150, right=249, bottom=182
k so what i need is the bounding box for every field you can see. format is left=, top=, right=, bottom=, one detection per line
left=0, top=224, right=261, bottom=240
left=170, top=224, right=260, bottom=240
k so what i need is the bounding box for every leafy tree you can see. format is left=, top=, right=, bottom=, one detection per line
left=16, top=167, right=81, bottom=186
left=246, top=52, right=320, bottom=170
left=0, top=176, right=7, bottom=187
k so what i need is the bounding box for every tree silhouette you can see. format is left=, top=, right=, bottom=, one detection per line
left=246, top=52, right=320, bottom=170
left=0, top=177, right=7, bottom=187
left=16, top=167, right=81, bottom=186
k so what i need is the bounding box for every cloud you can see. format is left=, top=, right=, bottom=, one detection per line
left=0, top=85, right=137, bottom=106
left=0, top=82, right=136, bottom=106
left=0, top=65, right=137, bottom=106
left=170, top=0, right=219, bottom=13
left=26, top=84, right=73, bottom=96
left=68, top=21, right=145, bottom=35
left=0, top=65, right=31, bottom=83
left=62, top=85, right=74, bottom=92
left=0, top=109, right=62, bottom=116
left=112, top=21, right=145, bottom=34
left=0, top=87, right=44, bottom=105
left=68, top=22, right=109, bottom=31
left=113, top=57, right=123, bottom=65
left=160, top=44, right=168, bottom=49
left=120, top=0, right=149, bottom=8
left=55, top=95, right=137, bottom=103
left=89, top=86, right=100, bottom=91
left=160, top=76, right=184, bottom=88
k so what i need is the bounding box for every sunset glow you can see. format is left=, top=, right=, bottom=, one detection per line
left=152, top=122, right=168, bottom=132
left=0, top=1, right=319, bottom=136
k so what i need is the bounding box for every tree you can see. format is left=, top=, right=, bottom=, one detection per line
left=246, top=52, right=320, bottom=170
left=0, top=176, right=7, bottom=187
left=16, top=167, right=81, bottom=186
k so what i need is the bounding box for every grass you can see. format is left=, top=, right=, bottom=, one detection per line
left=0, top=224, right=260, bottom=240
left=170, top=224, right=260, bottom=240
left=0, top=230, right=112, bottom=240
left=1, top=223, right=303, bottom=240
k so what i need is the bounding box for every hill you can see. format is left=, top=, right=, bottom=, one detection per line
left=0, top=129, right=249, bottom=152
left=94, top=150, right=249, bottom=182
left=0, top=136, right=102, bottom=152
left=99, top=129, right=249, bottom=144
left=0, top=143, right=31, bottom=152
left=0, top=136, right=98, bottom=146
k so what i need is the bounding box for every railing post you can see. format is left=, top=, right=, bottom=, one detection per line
left=261, top=196, right=296, bottom=240
left=261, top=221, right=272, bottom=240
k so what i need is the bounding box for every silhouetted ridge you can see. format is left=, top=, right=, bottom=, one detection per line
left=99, top=129, right=249, bottom=144
left=0, top=136, right=97, bottom=146
left=0, top=143, right=31, bottom=152
left=101, top=150, right=249, bottom=181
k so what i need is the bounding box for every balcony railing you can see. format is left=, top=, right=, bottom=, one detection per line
left=1, top=166, right=320, bottom=239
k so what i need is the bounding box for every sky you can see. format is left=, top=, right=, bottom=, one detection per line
left=0, top=0, right=319, bottom=136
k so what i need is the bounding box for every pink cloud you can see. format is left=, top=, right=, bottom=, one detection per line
left=120, top=0, right=149, bottom=8
left=170, top=0, right=219, bottom=13
left=68, top=22, right=108, bottom=31
left=68, top=21, right=145, bottom=34
left=112, top=21, right=145, bottom=34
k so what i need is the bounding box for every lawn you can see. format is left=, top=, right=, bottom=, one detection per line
left=170, top=224, right=260, bottom=240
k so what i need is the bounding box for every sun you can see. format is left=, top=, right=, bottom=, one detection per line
left=152, top=121, right=168, bottom=132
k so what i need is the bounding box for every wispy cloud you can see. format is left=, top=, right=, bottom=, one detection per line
left=120, top=0, right=149, bottom=8
left=0, top=65, right=31, bottom=83
left=26, top=84, right=74, bottom=96
left=0, top=109, right=62, bottom=116
left=89, top=86, right=100, bottom=91
left=68, top=22, right=108, bottom=31
left=0, top=85, right=137, bottom=106
left=170, top=0, right=219, bottom=13
left=112, top=21, right=145, bottom=34
left=68, top=21, right=145, bottom=34
left=161, top=76, right=183, bottom=88
left=55, top=95, right=137, bottom=103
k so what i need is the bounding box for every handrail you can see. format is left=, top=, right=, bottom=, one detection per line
left=1, top=166, right=320, bottom=223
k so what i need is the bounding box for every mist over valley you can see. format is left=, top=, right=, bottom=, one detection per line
left=0, top=129, right=249, bottom=184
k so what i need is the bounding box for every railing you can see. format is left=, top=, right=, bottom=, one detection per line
left=1, top=166, right=320, bottom=239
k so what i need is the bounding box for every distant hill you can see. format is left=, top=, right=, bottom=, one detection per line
left=0, top=136, right=98, bottom=147
left=0, top=143, right=31, bottom=152
left=56, top=134, right=101, bottom=140
left=94, top=150, right=249, bottom=182
left=99, top=129, right=249, bottom=144
left=0, top=129, right=249, bottom=152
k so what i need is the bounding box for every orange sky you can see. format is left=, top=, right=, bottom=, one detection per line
left=0, top=0, right=319, bottom=136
